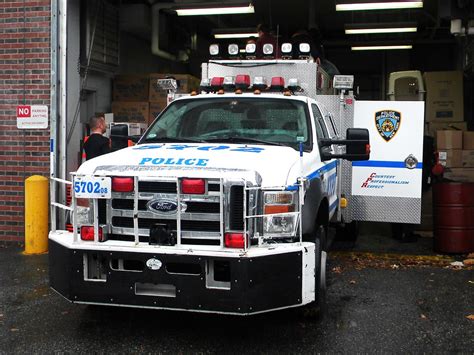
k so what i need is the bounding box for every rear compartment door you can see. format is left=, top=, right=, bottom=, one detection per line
left=350, top=101, right=424, bottom=224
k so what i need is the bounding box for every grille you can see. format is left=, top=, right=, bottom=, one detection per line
left=108, top=180, right=240, bottom=246
left=229, top=186, right=244, bottom=230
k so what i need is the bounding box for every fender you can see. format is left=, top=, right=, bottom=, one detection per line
left=301, top=177, right=328, bottom=236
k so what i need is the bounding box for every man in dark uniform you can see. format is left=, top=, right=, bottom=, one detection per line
left=83, top=115, right=111, bottom=160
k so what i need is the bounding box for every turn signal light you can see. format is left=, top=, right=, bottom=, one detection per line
left=224, top=233, right=245, bottom=248
left=264, top=205, right=295, bottom=214
left=112, top=177, right=134, bottom=192
left=181, top=178, right=205, bottom=194
left=81, top=226, right=104, bottom=242
left=365, top=144, right=371, bottom=155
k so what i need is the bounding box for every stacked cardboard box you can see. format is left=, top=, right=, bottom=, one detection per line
left=148, top=73, right=200, bottom=125
left=424, top=71, right=466, bottom=141
left=111, top=73, right=200, bottom=126
left=439, top=130, right=474, bottom=182
left=112, top=75, right=150, bottom=124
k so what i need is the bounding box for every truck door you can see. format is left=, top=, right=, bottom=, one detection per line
left=350, top=101, right=424, bottom=224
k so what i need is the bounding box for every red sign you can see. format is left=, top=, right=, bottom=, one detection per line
left=17, top=105, right=31, bottom=118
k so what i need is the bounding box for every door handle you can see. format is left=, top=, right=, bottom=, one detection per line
left=405, top=154, right=418, bottom=169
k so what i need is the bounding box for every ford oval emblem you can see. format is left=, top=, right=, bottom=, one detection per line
left=146, top=258, right=162, bottom=270
left=147, top=199, right=187, bottom=214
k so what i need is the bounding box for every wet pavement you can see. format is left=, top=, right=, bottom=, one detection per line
left=1, top=230, right=473, bottom=353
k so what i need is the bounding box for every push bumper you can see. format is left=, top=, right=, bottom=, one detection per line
left=49, top=237, right=309, bottom=315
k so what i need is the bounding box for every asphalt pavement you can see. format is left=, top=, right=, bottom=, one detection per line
left=0, top=236, right=473, bottom=353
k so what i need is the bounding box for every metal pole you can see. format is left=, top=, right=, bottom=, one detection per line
left=59, top=0, right=68, bottom=221
left=336, top=90, right=345, bottom=222
left=50, top=0, right=59, bottom=232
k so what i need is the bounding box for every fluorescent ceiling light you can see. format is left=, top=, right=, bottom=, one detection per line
left=351, top=45, right=413, bottom=50
left=214, top=32, right=259, bottom=39
left=176, top=4, right=254, bottom=16
left=336, top=1, right=423, bottom=11
left=345, top=27, right=417, bottom=34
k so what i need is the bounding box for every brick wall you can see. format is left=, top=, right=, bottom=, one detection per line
left=0, top=0, right=51, bottom=241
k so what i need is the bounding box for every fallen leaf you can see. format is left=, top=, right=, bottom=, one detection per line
left=61, top=311, right=69, bottom=315
left=468, top=281, right=474, bottom=284
left=420, top=314, right=427, bottom=319
left=466, top=315, right=474, bottom=321
left=332, top=266, right=342, bottom=274
left=450, top=261, right=464, bottom=267
left=463, top=259, right=474, bottom=266
left=10, top=328, right=19, bottom=332
left=349, top=280, right=356, bottom=284
left=467, top=253, right=474, bottom=259
left=391, top=264, right=400, bottom=269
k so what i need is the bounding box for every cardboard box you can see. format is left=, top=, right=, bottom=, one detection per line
left=149, top=73, right=200, bottom=102
left=436, top=130, right=463, bottom=149
left=113, top=75, right=149, bottom=101
left=443, top=168, right=474, bottom=182
left=111, top=102, right=149, bottom=123
left=462, top=150, right=474, bottom=167
left=424, top=71, right=464, bottom=122
left=438, top=150, right=462, bottom=168
left=463, top=131, right=474, bottom=150
left=425, top=121, right=467, bottom=137
left=149, top=102, right=167, bottom=126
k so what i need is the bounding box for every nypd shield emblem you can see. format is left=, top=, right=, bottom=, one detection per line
left=375, top=110, right=401, bottom=142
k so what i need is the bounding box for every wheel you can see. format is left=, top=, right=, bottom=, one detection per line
left=335, top=220, right=359, bottom=242
left=303, top=225, right=328, bottom=319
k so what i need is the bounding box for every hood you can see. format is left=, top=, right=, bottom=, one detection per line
left=78, top=143, right=301, bottom=187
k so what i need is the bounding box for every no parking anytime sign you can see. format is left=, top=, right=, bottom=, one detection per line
left=17, top=105, right=48, bottom=129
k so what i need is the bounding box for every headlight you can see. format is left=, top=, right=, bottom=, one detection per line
left=263, top=191, right=298, bottom=236
left=263, top=214, right=298, bottom=235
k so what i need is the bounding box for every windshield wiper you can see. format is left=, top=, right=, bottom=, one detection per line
left=206, top=136, right=287, bottom=147
left=140, top=136, right=208, bottom=144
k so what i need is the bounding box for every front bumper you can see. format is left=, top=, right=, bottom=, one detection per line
left=49, top=235, right=312, bottom=315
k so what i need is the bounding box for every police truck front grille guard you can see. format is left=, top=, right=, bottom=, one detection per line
left=70, top=176, right=304, bottom=249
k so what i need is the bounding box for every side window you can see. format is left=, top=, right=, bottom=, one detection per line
left=311, top=104, right=329, bottom=139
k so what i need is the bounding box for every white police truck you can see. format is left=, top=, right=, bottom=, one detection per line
left=49, top=43, right=424, bottom=316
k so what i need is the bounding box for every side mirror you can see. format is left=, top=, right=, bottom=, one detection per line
left=319, top=128, right=370, bottom=161
left=110, top=124, right=129, bottom=151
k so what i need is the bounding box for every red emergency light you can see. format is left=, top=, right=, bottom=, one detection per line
left=235, top=75, right=251, bottom=90
left=270, top=77, right=285, bottom=91
left=224, top=233, right=245, bottom=248
left=181, top=178, right=206, bottom=194
left=80, top=226, right=104, bottom=242
left=112, top=177, right=134, bottom=192
left=210, top=77, right=224, bottom=91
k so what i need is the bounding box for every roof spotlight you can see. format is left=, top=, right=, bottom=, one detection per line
left=245, top=43, right=257, bottom=59
left=228, top=44, right=239, bottom=57
left=281, top=43, right=293, bottom=60
left=297, top=42, right=311, bottom=59
left=262, top=43, right=274, bottom=58
left=209, top=44, right=219, bottom=57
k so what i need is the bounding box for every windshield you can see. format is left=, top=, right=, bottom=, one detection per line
left=141, top=98, right=312, bottom=150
